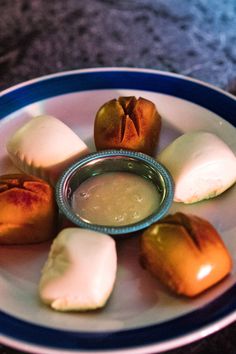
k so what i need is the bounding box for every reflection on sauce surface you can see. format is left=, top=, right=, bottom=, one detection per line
left=72, top=172, right=161, bottom=226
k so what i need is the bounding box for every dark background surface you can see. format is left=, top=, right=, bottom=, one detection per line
left=0, top=0, right=236, bottom=353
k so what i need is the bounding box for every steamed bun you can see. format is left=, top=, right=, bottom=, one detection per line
left=6, top=115, right=89, bottom=184
left=157, top=131, right=236, bottom=203
left=39, top=228, right=117, bottom=311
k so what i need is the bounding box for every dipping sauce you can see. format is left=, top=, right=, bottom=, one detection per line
left=72, top=172, right=161, bottom=226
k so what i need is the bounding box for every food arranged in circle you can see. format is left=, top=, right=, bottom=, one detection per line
left=1, top=95, right=236, bottom=312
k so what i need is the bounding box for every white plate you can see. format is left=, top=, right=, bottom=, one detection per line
left=0, top=68, right=236, bottom=354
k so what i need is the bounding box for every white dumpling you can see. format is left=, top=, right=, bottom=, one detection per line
left=6, top=115, right=89, bottom=184
left=39, top=228, right=117, bottom=311
left=157, top=131, right=236, bottom=203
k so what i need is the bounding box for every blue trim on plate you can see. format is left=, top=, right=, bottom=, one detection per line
left=0, top=71, right=235, bottom=124
left=1, top=284, right=236, bottom=350
left=0, top=69, right=235, bottom=351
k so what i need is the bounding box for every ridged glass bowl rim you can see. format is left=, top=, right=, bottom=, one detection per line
left=56, top=149, right=174, bottom=235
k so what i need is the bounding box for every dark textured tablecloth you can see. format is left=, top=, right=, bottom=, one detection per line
left=0, top=1, right=235, bottom=353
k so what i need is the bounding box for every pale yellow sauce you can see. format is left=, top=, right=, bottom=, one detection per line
left=72, top=172, right=161, bottom=226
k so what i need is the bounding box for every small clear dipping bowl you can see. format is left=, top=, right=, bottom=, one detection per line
left=56, top=150, right=174, bottom=236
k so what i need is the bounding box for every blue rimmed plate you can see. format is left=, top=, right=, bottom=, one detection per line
left=0, top=68, right=235, bottom=354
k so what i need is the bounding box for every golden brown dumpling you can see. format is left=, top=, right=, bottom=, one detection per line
left=140, top=212, right=232, bottom=297
left=0, top=174, right=57, bottom=245
left=94, top=96, right=161, bottom=156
